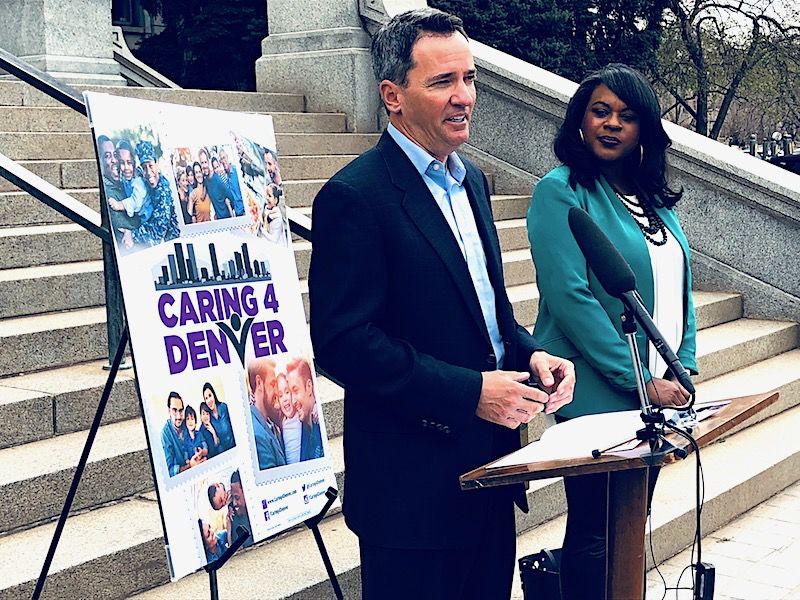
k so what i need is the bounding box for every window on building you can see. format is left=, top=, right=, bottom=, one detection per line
left=112, top=0, right=145, bottom=28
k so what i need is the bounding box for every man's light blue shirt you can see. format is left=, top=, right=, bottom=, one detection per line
left=387, top=123, right=504, bottom=367
left=161, top=419, right=189, bottom=477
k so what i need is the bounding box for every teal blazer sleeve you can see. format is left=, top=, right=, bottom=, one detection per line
left=527, top=172, right=653, bottom=392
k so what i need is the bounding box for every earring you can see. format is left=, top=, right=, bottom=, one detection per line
left=578, top=129, right=585, bottom=144
left=639, top=145, right=644, bottom=166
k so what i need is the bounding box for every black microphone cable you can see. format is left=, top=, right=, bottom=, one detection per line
left=647, top=416, right=705, bottom=600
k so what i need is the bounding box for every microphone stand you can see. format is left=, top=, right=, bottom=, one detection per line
left=620, top=305, right=686, bottom=462
left=621, top=305, right=663, bottom=451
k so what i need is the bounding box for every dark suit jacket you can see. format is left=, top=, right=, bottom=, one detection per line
left=309, top=131, right=542, bottom=550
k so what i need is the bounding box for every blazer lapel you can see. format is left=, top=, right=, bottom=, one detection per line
left=378, top=133, right=491, bottom=342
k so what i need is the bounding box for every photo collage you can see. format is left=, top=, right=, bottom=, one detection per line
left=86, top=92, right=336, bottom=581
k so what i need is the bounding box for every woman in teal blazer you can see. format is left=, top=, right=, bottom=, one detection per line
left=527, top=64, right=697, bottom=599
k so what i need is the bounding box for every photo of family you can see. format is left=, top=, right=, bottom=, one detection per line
left=170, top=144, right=245, bottom=225
left=96, top=129, right=180, bottom=254
left=246, top=355, right=324, bottom=471
left=160, top=381, right=237, bottom=477
left=196, top=468, right=254, bottom=564
left=232, top=132, right=289, bottom=248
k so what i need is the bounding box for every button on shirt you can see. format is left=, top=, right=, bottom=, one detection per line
left=387, top=124, right=505, bottom=367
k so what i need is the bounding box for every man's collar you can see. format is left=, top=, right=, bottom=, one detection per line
left=386, top=122, right=466, bottom=186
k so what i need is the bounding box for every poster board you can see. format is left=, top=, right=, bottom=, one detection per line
left=85, top=92, right=338, bottom=581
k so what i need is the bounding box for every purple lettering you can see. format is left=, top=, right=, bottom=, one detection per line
left=179, top=291, right=200, bottom=326
left=164, top=335, right=187, bottom=374
left=251, top=321, right=270, bottom=357
left=196, top=290, right=217, bottom=323
left=158, top=294, right=177, bottom=328
left=220, top=287, right=241, bottom=320
left=267, top=320, right=287, bottom=354
left=187, top=331, right=210, bottom=369
left=206, top=327, right=231, bottom=367
left=241, top=285, right=258, bottom=316
left=262, top=283, right=279, bottom=312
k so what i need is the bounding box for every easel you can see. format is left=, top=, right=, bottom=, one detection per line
left=204, top=487, right=343, bottom=600
left=31, top=327, right=345, bottom=600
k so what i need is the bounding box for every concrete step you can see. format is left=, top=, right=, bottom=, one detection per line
left=0, top=419, right=151, bottom=534
left=695, top=319, right=799, bottom=383
left=0, top=306, right=107, bottom=377
left=3, top=155, right=359, bottom=192
left=0, top=284, right=750, bottom=384
left=0, top=223, right=101, bottom=269
left=496, top=218, right=530, bottom=251
left=0, top=493, right=167, bottom=600
left=0, top=106, right=348, bottom=134
left=0, top=188, right=99, bottom=227
left=0, top=358, right=138, bottom=449
left=491, top=194, right=530, bottom=221
left=0, top=132, right=379, bottom=161
left=0, top=81, right=307, bottom=112
left=130, top=360, right=800, bottom=599
left=502, top=249, right=536, bottom=287
left=0, top=260, right=104, bottom=318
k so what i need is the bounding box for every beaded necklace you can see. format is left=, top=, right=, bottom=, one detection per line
left=614, top=189, right=668, bottom=246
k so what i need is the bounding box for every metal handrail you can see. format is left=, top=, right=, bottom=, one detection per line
left=0, top=153, right=108, bottom=242
left=0, top=47, right=87, bottom=114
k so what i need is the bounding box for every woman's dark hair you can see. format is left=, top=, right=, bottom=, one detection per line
left=554, top=63, right=682, bottom=208
left=202, top=382, right=219, bottom=403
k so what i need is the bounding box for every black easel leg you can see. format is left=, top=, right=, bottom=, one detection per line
left=208, top=568, right=219, bottom=600
left=304, top=487, right=344, bottom=600
left=310, top=523, right=344, bottom=599
left=31, top=327, right=129, bottom=600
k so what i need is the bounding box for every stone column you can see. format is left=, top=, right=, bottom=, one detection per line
left=256, top=1, right=426, bottom=132
left=0, top=0, right=125, bottom=85
left=256, top=1, right=376, bottom=132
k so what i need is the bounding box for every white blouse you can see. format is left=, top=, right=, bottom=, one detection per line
left=621, top=194, right=685, bottom=378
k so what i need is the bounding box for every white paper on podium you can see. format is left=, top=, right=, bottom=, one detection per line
left=490, top=400, right=731, bottom=469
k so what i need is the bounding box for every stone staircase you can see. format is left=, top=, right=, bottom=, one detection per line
left=0, top=79, right=798, bottom=599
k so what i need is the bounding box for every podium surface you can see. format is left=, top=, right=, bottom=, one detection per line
left=460, top=392, right=779, bottom=599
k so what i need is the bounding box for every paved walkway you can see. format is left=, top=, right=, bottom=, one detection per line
left=646, top=481, right=800, bottom=600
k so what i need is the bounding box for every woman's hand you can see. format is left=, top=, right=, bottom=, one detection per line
left=646, top=377, right=691, bottom=408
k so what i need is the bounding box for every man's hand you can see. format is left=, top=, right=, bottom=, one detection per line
left=108, top=199, right=125, bottom=212
left=476, top=370, right=547, bottom=429
left=647, top=377, right=691, bottom=408
left=529, top=351, right=576, bottom=415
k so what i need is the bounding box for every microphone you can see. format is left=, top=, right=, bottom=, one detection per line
left=567, top=207, right=696, bottom=396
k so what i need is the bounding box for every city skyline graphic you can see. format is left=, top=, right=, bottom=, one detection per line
left=153, top=240, right=271, bottom=290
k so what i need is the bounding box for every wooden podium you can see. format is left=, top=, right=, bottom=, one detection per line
left=460, top=391, right=779, bottom=599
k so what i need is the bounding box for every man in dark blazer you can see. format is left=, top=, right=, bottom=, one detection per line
left=309, top=8, right=575, bottom=599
